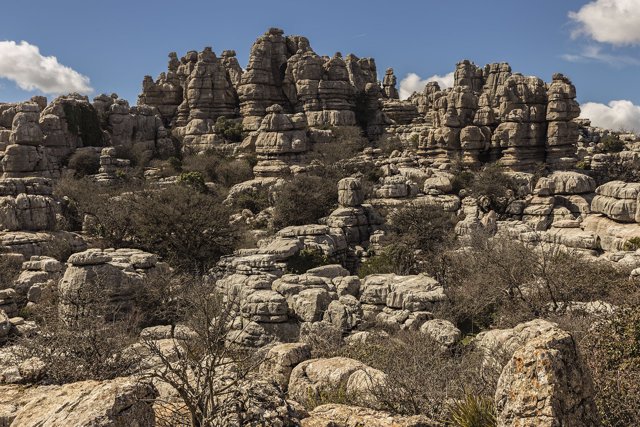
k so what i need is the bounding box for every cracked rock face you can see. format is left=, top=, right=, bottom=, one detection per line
left=493, top=321, right=599, bottom=427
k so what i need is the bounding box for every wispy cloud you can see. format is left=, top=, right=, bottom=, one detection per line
left=561, top=45, right=640, bottom=67
left=399, top=71, right=454, bottom=100
left=0, top=40, right=92, bottom=95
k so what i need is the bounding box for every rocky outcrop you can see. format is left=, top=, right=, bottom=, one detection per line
left=288, top=357, right=386, bottom=406
left=301, top=404, right=437, bottom=427
left=58, top=248, right=170, bottom=321
left=252, top=104, right=308, bottom=177
left=545, top=74, right=580, bottom=170
left=591, top=180, right=640, bottom=223
left=259, top=342, right=311, bottom=389
left=325, top=177, right=383, bottom=246
left=92, top=95, right=174, bottom=159
left=494, top=322, right=599, bottom=427
left=0, top=377, right=158, bottom=426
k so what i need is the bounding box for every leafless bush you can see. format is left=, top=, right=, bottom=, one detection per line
left=335, top=330, right=494, bottom=420
left=140, top=279, right=264, bottom=427
left=578, top=308, right=640, bottom=427
left=16, top=274, right=140, bottom=384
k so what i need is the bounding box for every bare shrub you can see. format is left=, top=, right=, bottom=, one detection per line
left=141, top=279, right=265, bottom=427
left=336, top=330, right=493, bottom=420
left=437, top=233, right=635, bottom=332
left=16, top=275, right=140, bottom=384
left=579, top=308, right=640, bottom=427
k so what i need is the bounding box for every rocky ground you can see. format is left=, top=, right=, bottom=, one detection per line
left=0, top=27, right=638, bottom=427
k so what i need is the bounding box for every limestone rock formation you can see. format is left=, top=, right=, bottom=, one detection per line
left=301, top=404, right=437, bottom=427
left=253, top=104, right=308, bottom=177
left=0, top=377, right=158, bottom=426
left=288, top=357, right=386, bottom=406
left=494, top=323, right=599, bottom=426
left=58, top=248, right=170, bottom=321
left=545, top=74, right=580, bottom=170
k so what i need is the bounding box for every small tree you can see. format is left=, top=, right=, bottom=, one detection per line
left=141, top=279, right=262, bottom=427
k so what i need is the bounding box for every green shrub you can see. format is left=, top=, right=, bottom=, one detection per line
left=67, top=150, right=100, bottom=177
left=388, top=203, right=457, bottom=256
left=358, top=244, right=416, bottom=277
left=178, top=171, right=207, bottom=193
left=447, top=393, right=497, bottom=427
left=232, top=188, right=270, bottom=214
left=272, top=175, right=337, bottom=229
left=167, top=156, right=183, bottom=172
left=63, top=102, right=104, bottom=147
left=285, top=248, right=331, bottom=274
left=599, top=134, right=625, bottom=153
left=623, top=237, right=640, bottom=251
left=214, top=117, right=244, bottom=142
left=55, top=178, right=241, bottom=273
left=182, top=150, right=254, bottom=187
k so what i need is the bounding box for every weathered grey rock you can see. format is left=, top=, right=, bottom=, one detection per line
left=301, top=404, right=437, bottom=427
left=419, top=319, right=461, bottom=349
left=59, top=248, right=170, bottom=321
left=259, top=342, right=311, bottom=389
left=591, top=181, right=640, bottom=223
left=288, top=357, right=386, bottom=407
left=2, top=377, right=158, bottom=427
left=495, top=324, right=599, bottom=426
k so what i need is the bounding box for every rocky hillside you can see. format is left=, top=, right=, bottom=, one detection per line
left=0, top=28, right=638, bottom=427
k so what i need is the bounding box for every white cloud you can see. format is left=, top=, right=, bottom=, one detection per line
left=580, top=100, right=640, bottom=132
left=0, top=40, right=92, bottom=95
left=399, top=71, right=454, bottom=100
left=569, top=0, right=640, bottom=46
left=561, top=45, right=640, bottom=66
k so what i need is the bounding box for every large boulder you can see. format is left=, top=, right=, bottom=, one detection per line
left=301, top=403, right=437, bottom=427
left=288, top=357, right=386, bottom=407
left=495, top=324, right=599, bottom=426
left=1, top=377, right=157, bottom=426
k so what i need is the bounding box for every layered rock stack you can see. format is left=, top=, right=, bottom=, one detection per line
left=237, top=28, right=302, bottom=130
left=326, top=178, right=369, bottom=245
left=140, top=28, right=385, bottom=142
left=253, top=104, right=308, bottom=177
left=403, top=60, right=582, bottom=171
left=545, top=73, right=580, bottom=170
left=419, top=84, right=480, bottom=165
left=1, top=103, right=55, bottom=179
left=58, top=248, right=170, bottom=322
left=137, top=52, right=183, bottom=125
left=492, top=75, right=548, bottom=170
left=382, top=68, right=399, bottom=99
left=92, top=95, right=174, bottom=159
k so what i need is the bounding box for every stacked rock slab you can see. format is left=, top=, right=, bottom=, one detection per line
left=1, top=103, right=55, bottom=179
left=492, top=74, right=548, bottom=170
left=382, top=68, right=399, bottom=99
left=139, top=28, right=385, bottom=143
left=405, top=59, right=582, bottom=171
left=138, top=52, right=184, bottom=125
left=237, top=28, right=302, bottom=130
left=253, top=104, right=308, bottom=177
left=92, top=95, right=174, bottom=158
left=58, top=248, right=170, bottom=322
left=326, top=177, right=383, bottom=247
left=545, top=74, right=580, bottom=170
left=39, top=94, right=105, bottom=164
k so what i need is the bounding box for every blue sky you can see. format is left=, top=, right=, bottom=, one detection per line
left=2, top=0, right=640, bottom=130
